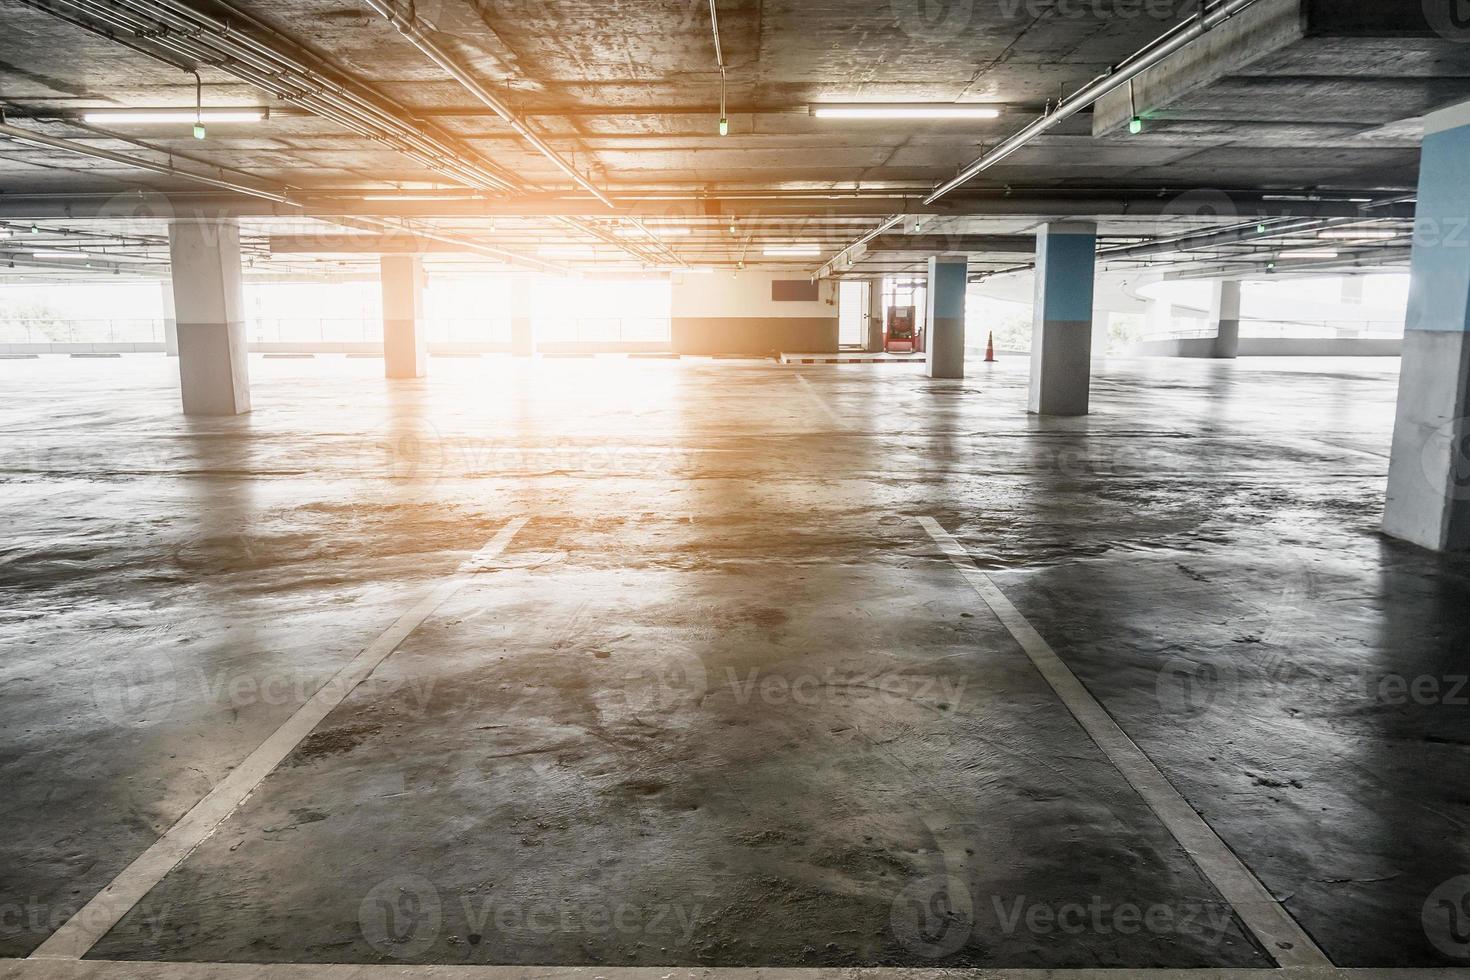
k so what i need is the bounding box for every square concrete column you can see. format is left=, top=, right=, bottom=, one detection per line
left=925, top=258, right=967, bottom=379
left=866, top=277, right=886, bottom=352
left=380, top=255, right=427, bottom=379
left=511, top=277, right=534, bottom=356
left=1385, top=101, right=1470, bottom=551
left=1028, top=222, right=1097, bottom=416
left=1210, top=280, right=1242, bottom=359
left=159, top=280, right=178, bottom=356
left=167, top=218, right=249, bottom=415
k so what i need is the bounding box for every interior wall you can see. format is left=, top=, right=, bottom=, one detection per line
left=669, top=269, right=839, bottom=355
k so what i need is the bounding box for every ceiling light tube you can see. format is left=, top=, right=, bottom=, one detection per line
left=81, top=110, right=266, bottom=124
left=615, top=227, right=692, bottom=238
left=1279, top=249, right=1340, bottom=259
left=763, top=245, right=822, bottom=256
left=1316, top=230, right=1398, bottom=240
left=811, top=104, right=1002, bottom=120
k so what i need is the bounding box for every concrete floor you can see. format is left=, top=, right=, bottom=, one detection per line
left=1, top=353, right=1468, bottom=971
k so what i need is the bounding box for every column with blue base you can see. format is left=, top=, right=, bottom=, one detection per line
left=1028, top=222, right=1097, bottom=415
left=925, top=257, right=967, bottom=379
left=1384, top=100, right=1470, bottom=551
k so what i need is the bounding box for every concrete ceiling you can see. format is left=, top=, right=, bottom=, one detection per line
left=0, top=0, right=1464, bottom=279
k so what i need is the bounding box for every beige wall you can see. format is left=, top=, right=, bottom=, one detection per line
left=669, top=270, right=839, bottom=354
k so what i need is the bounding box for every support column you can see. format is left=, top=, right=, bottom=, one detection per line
left=1209, top=280, right=1242, bottom=359
left=1028, top=222, right=1097, bottom=416
left=866, top=277, right=886, bottom=352
left=925, top=257, right=967, bottom=379
left=159, top=280, right=178, bottom=356
left=167, top=218, right=249, bottom=415
left=380, top=255, right=427, bottom=379
left=510, top=277, right=534, bottom=356
left=1385, top=101, right=1470, bottom=551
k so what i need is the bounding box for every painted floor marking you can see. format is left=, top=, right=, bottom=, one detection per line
left=917, top=516, right=1330, bottom=969
left=29, top=518, right=529, bottom=961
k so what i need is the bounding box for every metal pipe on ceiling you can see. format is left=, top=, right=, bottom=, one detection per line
left=360, top=0, right=613, bottom=209
left=814, top=0, right=1260, bottom=280
left=923, top=0, right=1260, bottom=205
left=0, top=121, right=566, bottom=275
left=32, top=0, right=521, bottom=192
left=356, top=0, right=682, bottom=268
left=0, top=120, right=297, bottom=204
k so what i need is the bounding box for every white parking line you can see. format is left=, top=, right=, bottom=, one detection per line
left=917, top=516, right=1331, bottom=969
left=28, top=518, right=530, bottom=961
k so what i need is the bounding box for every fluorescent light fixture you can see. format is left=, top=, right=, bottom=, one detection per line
left=1280, top=249, right=1339, bottom=259
left=763, top=244, right=822, bottom=256
left=360, top=192, right=481, bottom=201
left=653, top=266, right=715, bottom=274
left=616, top=226, right=692, bottom=238
left=1317, top=229, right=1397, bottom=240
left=811, top=104, right=1001, bottom=120
left=0, top=228, right=9, bottom=238
left=31, top=250, right=85, bottom=259
left=536, top=246, right=588, bottom=257
left=82, top=110, right=265, bottom=124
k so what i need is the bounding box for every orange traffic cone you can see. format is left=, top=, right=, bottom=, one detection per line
left=984, top=331, right=997, bottom=362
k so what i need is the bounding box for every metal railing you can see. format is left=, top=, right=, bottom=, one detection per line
left=0, top=317, right=165, bottom=344
left=1146, top=318, right=1404, bottom=341
left=0, top=315, right=674, bottom=346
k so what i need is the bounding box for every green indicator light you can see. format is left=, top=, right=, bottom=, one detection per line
left=718, top=117, right=729, bottom=136
left=193, top=123, right=206, bottom=140
left=1129, top=115, right=1143, bottom=135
